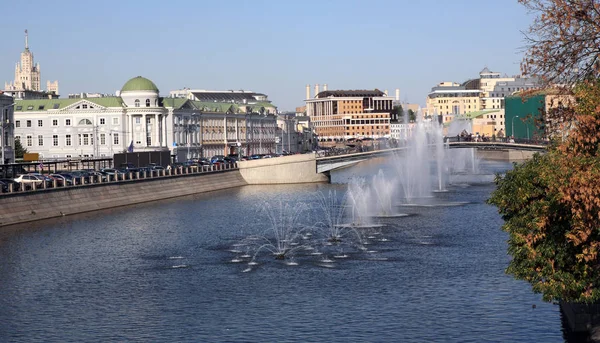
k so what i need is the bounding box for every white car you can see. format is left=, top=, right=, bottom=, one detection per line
left=14, top=174, right=44, bottom=188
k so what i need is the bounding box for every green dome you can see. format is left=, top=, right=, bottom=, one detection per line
left=121, top=76, right=159, bottom=92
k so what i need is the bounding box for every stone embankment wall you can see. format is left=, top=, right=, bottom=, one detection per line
left=476, top=149, right=538, bottom=161
left=0, top=170, right=247, bottom=227
left=238, top=153, right=328, bottom=184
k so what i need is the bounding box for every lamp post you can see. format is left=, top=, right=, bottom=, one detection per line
left=511, top=115, right=519, bottom=140
left=1, top=103, right=15, bottom=165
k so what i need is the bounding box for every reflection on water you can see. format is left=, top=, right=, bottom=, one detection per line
left=0, top=158, right=576, bottom=342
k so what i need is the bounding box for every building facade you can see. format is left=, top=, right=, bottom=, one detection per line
left=4, top=30, right=59, bottom=99
left=305, top=88, right=394, bottom=146
left=12, top=76, right=277, bottom=160
left=0, top=93, right=15, bottom=163
left=426, top=81, right=483, bottom=123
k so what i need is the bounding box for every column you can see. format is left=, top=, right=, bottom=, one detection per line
left=142, top=114, right=147, bottom=147
left=162, top=113, right=168, bottom=149
left=130, top=115, right=134, bottom=147
left=155, top=114, right=160, bottom=147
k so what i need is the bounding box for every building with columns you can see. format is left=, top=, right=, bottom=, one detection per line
left=4, top=30, right=59, bottom=99
left=12, top=76, right=277, bottom=160
left=0, top=93, right=15, bottom=163
left=305, top=86, right=394, bottom=146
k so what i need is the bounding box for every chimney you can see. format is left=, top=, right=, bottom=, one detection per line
left=323, top=84, right=328, bottom=91
left=306, top=84, right=310, bottom=100
left=395, top=89, right=400, bottom=101
left=314, top=84, right=320, bottom=98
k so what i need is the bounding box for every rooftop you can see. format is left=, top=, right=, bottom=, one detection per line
left=121, top=76, right=159, bottom=93
left=315, top=90, right=386, bottom=98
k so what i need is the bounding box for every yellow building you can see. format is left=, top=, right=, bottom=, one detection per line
left=305, top=88, right=394, bottom=146
left=426, top=81, right=483, bottom=124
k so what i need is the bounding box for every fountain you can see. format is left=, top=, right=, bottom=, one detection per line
left=393, top=108, right=448, bottom=203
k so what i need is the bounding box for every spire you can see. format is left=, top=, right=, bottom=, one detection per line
left=24, top=29, right=28, bottom=50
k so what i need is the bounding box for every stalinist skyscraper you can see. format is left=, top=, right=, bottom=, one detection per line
left=4, top=30, right=59, bottom=96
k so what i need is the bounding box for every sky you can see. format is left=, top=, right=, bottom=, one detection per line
left=0, top=0, right=534, bottom=111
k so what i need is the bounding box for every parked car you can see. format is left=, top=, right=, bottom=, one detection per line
left=0, top=178, right=20, bottom=192
left=14, top=174, right=43, bottom=189
left=100, top=168, right=125, bottom=181
left=50, top=173, right=73, bottom=186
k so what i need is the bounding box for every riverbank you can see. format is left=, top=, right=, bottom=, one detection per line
left=0, top=170, right=247, bottom=227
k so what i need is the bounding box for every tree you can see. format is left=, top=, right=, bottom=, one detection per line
left=520, top=0, right=600, bottom=87
left=407, top=109, right=416, bottom=122
left=488, top=1, right=600, bottom=303
left=391, top=105, right=404, bottom=122
left=14, top=137, right=27, bottom=159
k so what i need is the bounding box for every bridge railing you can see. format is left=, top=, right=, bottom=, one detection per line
left=445, top=136, right=550, bottom=146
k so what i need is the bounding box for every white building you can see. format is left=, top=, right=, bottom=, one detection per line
left=0, top=93, right=15, bottom=163
left=13, top=76, right=278, bottom=160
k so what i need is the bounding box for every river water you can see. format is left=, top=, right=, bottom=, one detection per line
left=0, top=157, right=574, bottom=342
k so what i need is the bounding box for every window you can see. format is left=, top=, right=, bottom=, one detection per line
left=83, top=134, right=89, bottom=145
left=38, top=120, right=43, bottom=127
left=135, top=99, right=140, bottom=107
left=146, top=117, right=151, bottom=124
left=65, top=119, right=71, bottom=126
left=52, top=119, right=58, bottom=126
left=82, top=104, right=88, bottom=109
left=16, top=106, right=22, bottom=110
left=78, top=119, right=92, bottom=125
left=53, top=103, right=60, bottom=109
left=112, top=117, right=119, bottom=125
left=38, top=135, right=43, bottom=146
left=66, top=134, right=71, bottom=146
left=146, top=99, right=151, bottom=107
left=26, top=136, right=32, bottom=147
left=100, top=133, right=106, bottom=145
left=113, top=133, right=119, bottom=145
left=15, top=120, right=20, bottom=128
left=66, top=155, right=72, bottom=158
left=100, top=118, right=105, bottom=125
left=135, top=117, right=141, bottom=124
left=27, top=106, right=33, bottom=110
left=53, top=135, right=58, bottom=146
left=38, top=105, right=44, bottom=110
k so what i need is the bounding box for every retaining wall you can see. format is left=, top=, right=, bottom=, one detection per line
left=0, top=170, right=247, bottom=227
left=238, top=153, right=328, bottom=184
left=476, top=149, right=538, bottom=161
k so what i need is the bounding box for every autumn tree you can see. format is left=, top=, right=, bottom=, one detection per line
left=488, top=0, right=600, bottom=303
left=520, top=0, right=600, bottom=87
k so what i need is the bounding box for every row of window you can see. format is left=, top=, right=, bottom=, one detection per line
left=134, top=99, right=157, bottom=107
left=16, top=133, right=120, bottom=147
left=15, top=117, right=120, bottom=128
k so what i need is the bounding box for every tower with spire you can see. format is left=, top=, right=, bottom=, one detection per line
left=4, top=29, right=59, bottom=96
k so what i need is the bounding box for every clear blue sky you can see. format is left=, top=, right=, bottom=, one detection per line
left=0, top=0, right=533, bottom=111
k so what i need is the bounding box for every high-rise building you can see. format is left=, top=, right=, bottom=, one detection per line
left=4, top=30, right=59, bottom=99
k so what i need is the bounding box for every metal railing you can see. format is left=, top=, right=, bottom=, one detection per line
left=0, top=163, right=239, bottom=195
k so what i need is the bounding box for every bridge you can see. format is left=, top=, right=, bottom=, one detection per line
left=315, top=141, right=547, bottom=174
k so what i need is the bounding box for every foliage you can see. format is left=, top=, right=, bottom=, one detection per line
left=489, top=80, right=600, bottom=303
left=14, top=137, right=27, bottom=158
left=407, top=109, right=416, bottom=122
left=519, top=0, right=600, bottom=87
left=488, top=1, right=600, bottom=303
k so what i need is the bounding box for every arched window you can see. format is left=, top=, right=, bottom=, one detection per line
left=135, top=99, right=140, bottom=108
left=146, top=99, right=151, bottom=107
left=78, top=119, right=92, bottom=126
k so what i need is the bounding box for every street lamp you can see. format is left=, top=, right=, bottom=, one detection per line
left=0, top=103, right=15, bottom=165
left=511, top=115, right=519, bottom=140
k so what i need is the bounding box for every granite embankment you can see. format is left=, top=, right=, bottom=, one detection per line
left=0, top=170, right=247, bottom=227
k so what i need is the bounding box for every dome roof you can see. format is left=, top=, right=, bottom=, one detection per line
left=121, top=76, right=159, bottom=92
